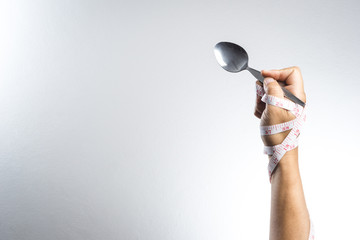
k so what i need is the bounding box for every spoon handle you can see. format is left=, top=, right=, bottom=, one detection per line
left=281, top=88, right=306, bottom=107
left=247, top=67, right=306, bottom=107
left=247, top=67, right=264, bottom=84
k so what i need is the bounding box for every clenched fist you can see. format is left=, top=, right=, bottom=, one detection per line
left=254, top=66, right=306, bottom=147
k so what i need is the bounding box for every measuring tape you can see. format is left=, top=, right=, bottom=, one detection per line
left=255, top=84, right=306, bottom=179
left=256, top=83, right=314, bottom=240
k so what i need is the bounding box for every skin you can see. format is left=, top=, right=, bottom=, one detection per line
left=254, top=67, right=310, bottom=240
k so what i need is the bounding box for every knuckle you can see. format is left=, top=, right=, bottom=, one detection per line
left=292, top=66, right=301, bottom=73
left=266, top=84, right=283, bottom=97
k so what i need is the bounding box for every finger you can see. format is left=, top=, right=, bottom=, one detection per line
left=261, top=66, right=301, bottom=81
left=262, top=78, right=287, bottom=117
left=263, top=77, right=284, bottom=99
left=254, top=96, right=265, bottom=118
left=263, top=67, right=306, bottom=103
left=254, top=81, right=265, bottom=118
left=261, top=66, right=303, bottom=87
left=254, top=110, right=262, bottom=119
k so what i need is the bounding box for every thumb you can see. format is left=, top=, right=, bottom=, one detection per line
left=263, top=77, right=284, bottom=98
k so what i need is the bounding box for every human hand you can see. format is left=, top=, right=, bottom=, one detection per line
left=254, top=66, right=306, bottom=147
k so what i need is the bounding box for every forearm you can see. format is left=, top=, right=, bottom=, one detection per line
left=270, top=148, right=310, bottom=240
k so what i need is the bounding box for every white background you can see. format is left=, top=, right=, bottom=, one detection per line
left=0, top=0, right=359, bottom=239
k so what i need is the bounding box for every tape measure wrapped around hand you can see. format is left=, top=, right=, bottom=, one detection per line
left=255, top=74, right=306, bottom=180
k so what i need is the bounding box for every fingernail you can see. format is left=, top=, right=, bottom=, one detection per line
left=264, top=78, right=274, bottom=85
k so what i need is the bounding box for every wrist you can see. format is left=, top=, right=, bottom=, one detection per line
left=271, top=148, right=300, bottom=182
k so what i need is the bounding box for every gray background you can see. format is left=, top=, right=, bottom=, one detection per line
left=1, top=0, right=359, bottom=239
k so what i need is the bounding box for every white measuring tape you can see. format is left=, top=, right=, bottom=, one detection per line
left=256, top=83, right=314, bottom=240
left=256, top=84, right=306, bottom=179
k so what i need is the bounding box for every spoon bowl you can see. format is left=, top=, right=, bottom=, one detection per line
left=214, top=42, right=249, bottom=72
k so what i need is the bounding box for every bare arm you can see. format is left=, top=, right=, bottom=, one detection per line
left=255, top=67, right=311, bottom=240
left=270, top=148, right=310, bottom=240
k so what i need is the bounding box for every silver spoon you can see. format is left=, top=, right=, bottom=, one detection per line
left=214, top=42, right=305, bottom=107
